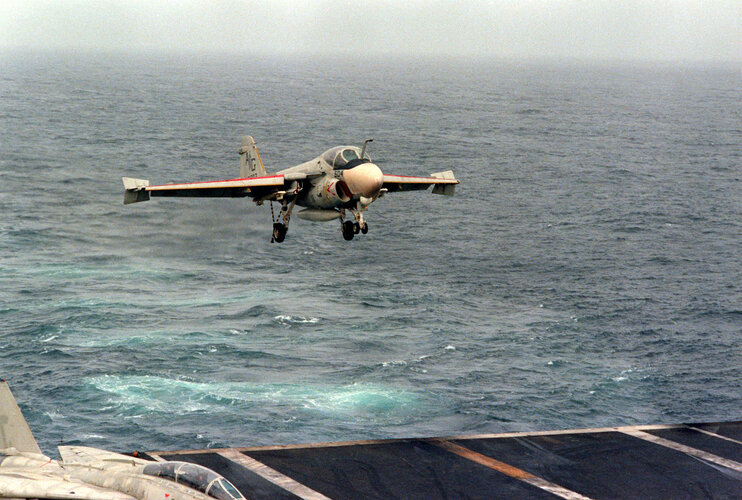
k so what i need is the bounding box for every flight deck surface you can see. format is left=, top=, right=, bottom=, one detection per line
left=146, top=421, right=742, bottom=499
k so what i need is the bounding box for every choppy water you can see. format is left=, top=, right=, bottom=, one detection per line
left=1, top=51, right=740, bottom=455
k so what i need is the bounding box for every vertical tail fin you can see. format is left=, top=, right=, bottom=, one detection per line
left=0, top=381, right=41, bottom=453
left=239, top=135, right=267, bottom=178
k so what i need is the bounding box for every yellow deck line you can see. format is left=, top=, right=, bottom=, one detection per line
left=432, top=439, right=593, bottom=500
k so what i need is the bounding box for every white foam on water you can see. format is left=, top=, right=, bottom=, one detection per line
left=273, top=314, right=320, bottom=325
left=86, top=375, right=420, bottom=417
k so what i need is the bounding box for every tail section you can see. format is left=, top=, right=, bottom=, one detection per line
left=0, top=380, right=42, bottom=453
left=239, top=135, right=267, bottom=178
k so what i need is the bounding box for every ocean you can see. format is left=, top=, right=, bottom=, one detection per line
left=1, top=50, right=740, bottom=456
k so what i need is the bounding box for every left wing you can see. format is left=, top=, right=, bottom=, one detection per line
left=382, top=170, right=458, bottom=196
left=123, top=175, right=289, bottom=204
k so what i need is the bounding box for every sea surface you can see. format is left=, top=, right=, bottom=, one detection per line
left=1, top=50, right=740, bottom=456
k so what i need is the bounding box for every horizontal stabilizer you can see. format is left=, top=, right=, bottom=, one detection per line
left=0, top=381, right=42, bottom=454
left=122, top=177, right=150, bottom=204
left=431, top=170, right=457, bottom=196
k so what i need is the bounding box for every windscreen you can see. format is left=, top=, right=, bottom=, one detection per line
left=143, top=461, right=244, bottom=499
left=207, top=479, right=245, bottom=500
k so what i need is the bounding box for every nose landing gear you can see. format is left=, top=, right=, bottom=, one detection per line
left=342, top=221, right=356, bottom=240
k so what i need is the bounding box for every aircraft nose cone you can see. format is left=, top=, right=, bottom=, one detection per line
left=343, top=163, right=383, bottom=197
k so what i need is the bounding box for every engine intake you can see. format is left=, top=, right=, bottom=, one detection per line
left=303, top=178, right=352, bottom=208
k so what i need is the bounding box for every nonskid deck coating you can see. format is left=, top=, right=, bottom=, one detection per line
left=146, top=421, right=742, bottom=499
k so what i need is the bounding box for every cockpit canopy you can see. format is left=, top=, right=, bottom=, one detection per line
left=321, top=146, right=371, bottom=170
left=143, top=461, right=245, bottom=500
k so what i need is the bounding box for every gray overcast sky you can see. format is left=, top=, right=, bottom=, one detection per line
left=1, top=0, right=740, bottom=62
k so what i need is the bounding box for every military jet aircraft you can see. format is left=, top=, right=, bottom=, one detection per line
left=123, top=137, right=458, bottom=242
left=0, top=380, right=245, bottom=499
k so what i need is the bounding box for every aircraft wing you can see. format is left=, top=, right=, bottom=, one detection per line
left=123, top=175, right=289, bottom=204
left=0, top=471, right=135, bottom=499
left=382, top=170, right=458, bottom=196
left=59, top=445, right=151, bottom=466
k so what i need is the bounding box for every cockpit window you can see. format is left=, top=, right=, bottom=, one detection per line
left=320, top=146, right=370, bottom=170
left=208, top=479, right=244, bottom=500
left=143, top=461, right=245, bottom=499
left=342, top=149, right=359, bottom=162
left=176, top=463, right=220, bottom=493
left=143, top=462, right=179, bottom=480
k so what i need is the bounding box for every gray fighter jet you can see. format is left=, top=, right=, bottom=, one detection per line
left=0, top=381, right=245, bottom=499
left=123, top=137, right=458, bottom=242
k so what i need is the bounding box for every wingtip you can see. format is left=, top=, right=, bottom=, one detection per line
left=122, top=177, right=150, bottom=190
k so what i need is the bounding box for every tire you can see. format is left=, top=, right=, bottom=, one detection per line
left=342, top=221, right=355, bottom=241
left=273, top=223, right=287, bottom=243
left=361, top=223, right=368, bottom=234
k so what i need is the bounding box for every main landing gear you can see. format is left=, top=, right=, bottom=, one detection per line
left=340, top=204, right=369, bottom=241
left=272, top=222, right=288, bottom=243
left=270, top=198, right=296, bottom=243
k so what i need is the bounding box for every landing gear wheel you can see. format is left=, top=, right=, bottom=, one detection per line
left=342, top=221, right=355, bottom=241
left=353, top=223, right=360, bottom=234
left=272, top=223, right=287, bottom=243
left=361, top=222, right=368, bottom=234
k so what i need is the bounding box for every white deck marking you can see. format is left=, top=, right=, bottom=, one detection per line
left=148, top=423, right=693, bottom=455
left=217, top=449, right=331, bottom=500
left=432, top=439, right=593, bottom=500
left=620, top=429, right=742, bottom=472
left=688, top=426, right=742, bottom=446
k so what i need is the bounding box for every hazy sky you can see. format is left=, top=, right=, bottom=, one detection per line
left=1, top=0, right=740, bottom=62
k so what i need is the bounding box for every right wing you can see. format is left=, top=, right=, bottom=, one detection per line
left=123, top=175, right=289, bottom=204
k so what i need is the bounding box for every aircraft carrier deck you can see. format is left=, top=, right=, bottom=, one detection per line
left=144, top=421, right=742, bottom=499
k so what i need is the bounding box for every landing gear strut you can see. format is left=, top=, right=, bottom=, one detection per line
left=270, top=198, right=296, bottom=243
